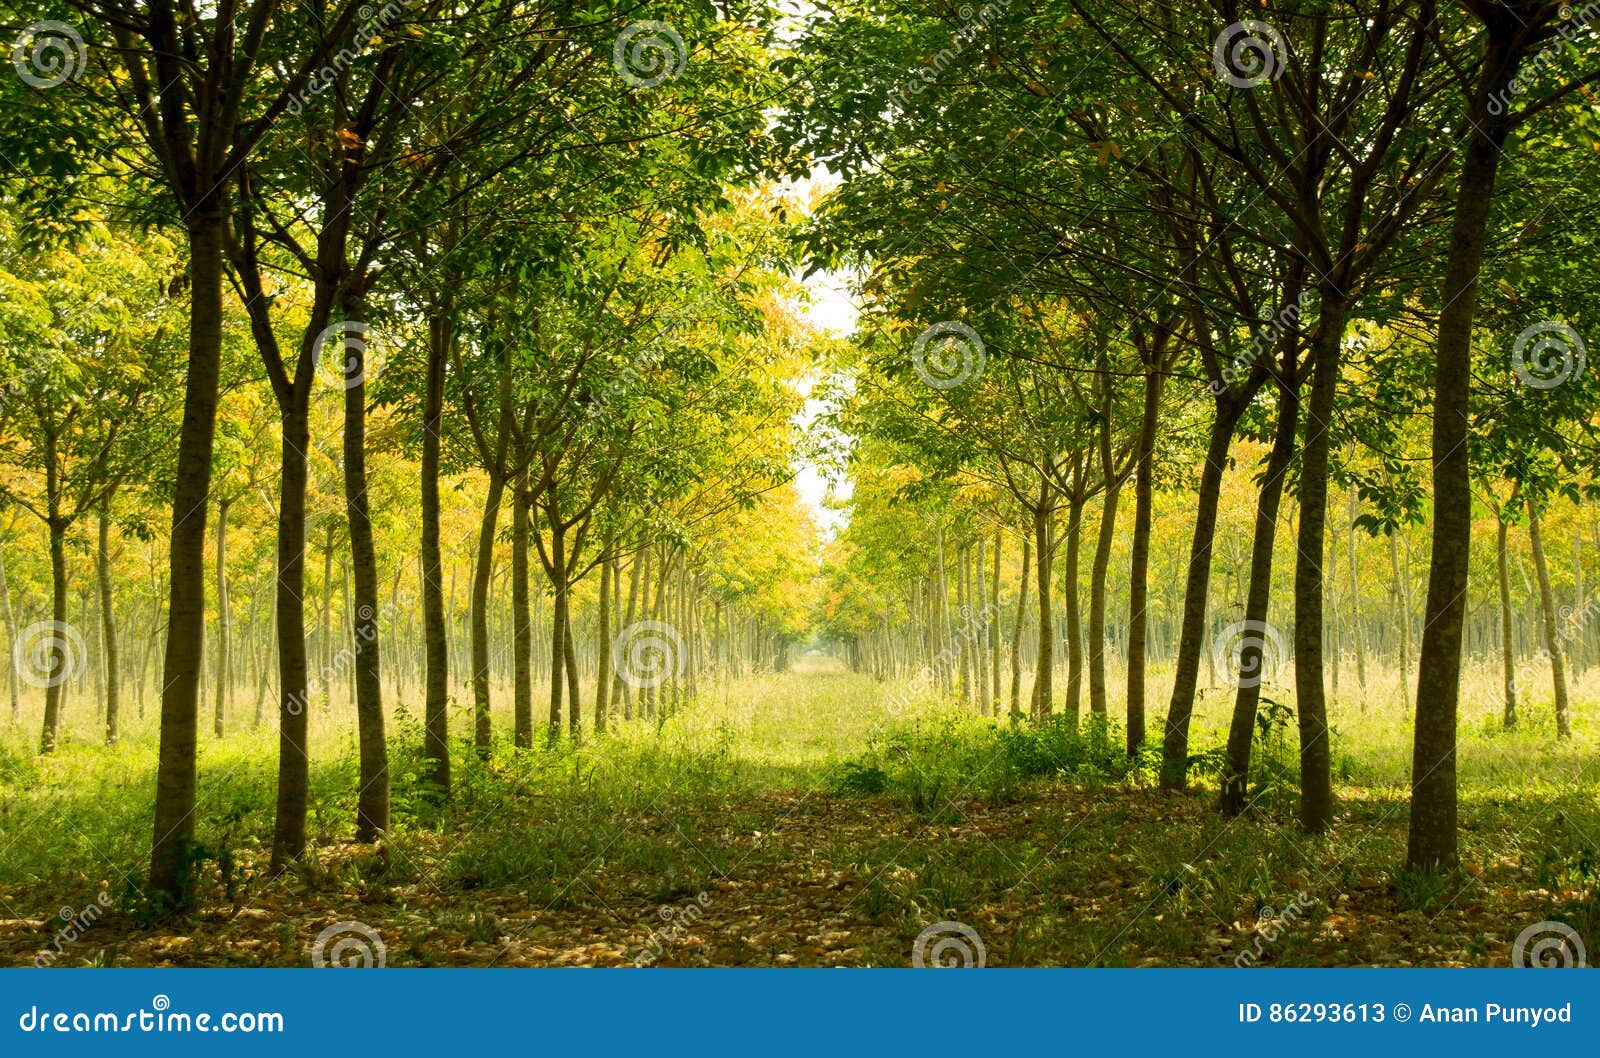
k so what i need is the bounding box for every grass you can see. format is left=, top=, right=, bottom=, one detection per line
left=0, top=653, right=1596, bottom=966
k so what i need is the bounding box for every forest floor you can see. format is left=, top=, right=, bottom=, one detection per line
left=1, top=656, right=1596, bottom=967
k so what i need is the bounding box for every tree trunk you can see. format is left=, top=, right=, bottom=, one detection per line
left=1159, top=401, right=1245, bottom=788
left=512, top=469, right=534, bottom=748
left=343, top=302, right=390, bottom=841
left=1221, top=350, right=1300, bottom=815
left=1088, top=484, right=1119, bottom=720
left=1528, top=503, right=1571, bottom=739
left=595, top=530, right=614, bottom=735
left=1409, top=29, right=1520, bottom=870
left=1010, top=531, right=1031, bottom=720
left=1290, top=294, right=1348, bottom=833
left=420, top=314, right=450, bottom=791
left=1062, top=495, right=1084, bottom=721
left=99, top=512, right=120, bottom=746
left=213, top=497, right=230, bottom=738
left=1497, top=512, right=1516, bottom=729
left=40, top=518, right=69, bottom=753
left=548, top=524, right=568, bottom=739
left=150, top=214, right=227, bottom=903
left=1126, top=360, right=1163, bottom=756
left=471, top=474, right=505, bottom=757
left=1031, top=502, right=1054, bottom=719
left=270, top=403, right=313, bottom=869
left=0, top=541, right=18, bottom=722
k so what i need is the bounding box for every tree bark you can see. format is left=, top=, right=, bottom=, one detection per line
left=512, top=469, right=534, bottom=748
left=1010, top=530, right=1031, bottom=719
left=1159, top=400, right=1245, bottom=788
left=1031, top=501, right=1054, bottom=719
left=1497, top=512, right=1517, bottom=729
left=1528, top=503, right=1571, bottom=739
left=342, top=297, right=389, bottom=841
left=270, top=402, right=313, bottom=868
left=1126, top=359, right=1163, bottom=756
left=1291, top=293, right=1348, bottom=833
left=1221, top=348, right=1300, bottom=815
left=1088, top=483, right=1120, bottom=720
left=99, top=512, right=120, bottom=746
left=420, top=313, right=450, bottom=791
left=213, top=497, right=230, bottom=737
left=151, top=214, right=227, bottom=903
left=1409, top=26, right=1521, bottom=870
left=471, top=474, right=505, bottom=757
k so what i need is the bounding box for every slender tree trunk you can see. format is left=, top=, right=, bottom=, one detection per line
left=548, top=525, right=568, bottom=739
left=99, top=512, right=120, bottom=746
left=40, top=518, right=69, bottom=753
left=1409, top=30, right=1521, bottom=870
left=1062, top=496, right=1084, bottom=721
left=343, top=299, right=389, bottom=841
left=595, top=529, right=614, bottom=735
left=617, top=544, right=642, bottom=718
left=420, top=314, right=450, bottom=791
left=1497, top=513, right=1517, bottom=729
left=1221, top=350, right=1301, bottom=814
left=151, top=215, right=227, bottom=903
left=564, top=598, right=582, bottom=741
left=1088, top=484, right=1120, bottom=720
left=989, top=529, right=1002, bottom=712
left=270, top=404, right=313, bottom=869
left=1031, top=502, right=1054, bottom=719
left=0, top=541, right=19, bottom=722
left=1010, top=531, right=1031, bottom=720
left=213, top=497, right=230, bottom=737
left=471, top=474, right=505, bottom=757
left=1290, top=295, right=1348, bottom=833
left=319, top=520, right=335, bottom=711
left=1348, top=490, right=1367, bottom=703
left=1126, top=360, right=1162, bottom=756
left=512, top=469, right=534, bottom=748
left=1528, top=503, right=1571, bottom=739
left=1159, top=401, right=1244, bottom=788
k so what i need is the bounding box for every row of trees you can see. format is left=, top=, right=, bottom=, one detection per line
left=1, top=0, right=819, bottom=907
left=789, top=0, right=1600, bottom=868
